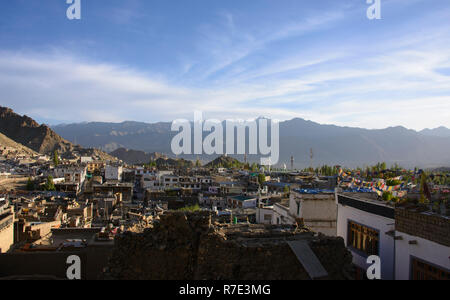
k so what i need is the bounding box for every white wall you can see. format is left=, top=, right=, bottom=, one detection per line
left=290, top=192, right=337, bottom=236
left=337, top=203, right=395, bottom=280
left=256, top=207, right=274, bottom=224
left=106, top=165, right=123, bottom=181
left=395, top=231, right=450, bottom=280
left=272, top=203, right=295, bottom=225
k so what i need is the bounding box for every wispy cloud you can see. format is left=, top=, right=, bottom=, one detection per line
left=0, top=0, right=449, bottom=131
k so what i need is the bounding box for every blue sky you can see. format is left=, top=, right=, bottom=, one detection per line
left=0, top=0, right=449, bottom=130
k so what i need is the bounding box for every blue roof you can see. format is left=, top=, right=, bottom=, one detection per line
left=264, top=182, right=291, bottom=188
left=294, top=189, right=335, bottom=194
left=231, top=195, right=256, bottom=201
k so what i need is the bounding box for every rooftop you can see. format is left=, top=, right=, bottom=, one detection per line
left=230, top=195, right=256, bottom=201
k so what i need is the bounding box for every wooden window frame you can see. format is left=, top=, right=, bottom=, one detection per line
left=347, top=220, right=380, bottom=257
left=411, top=257, right=450, bottom=280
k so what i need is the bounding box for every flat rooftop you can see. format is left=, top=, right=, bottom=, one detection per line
left=339, top=192, right=394, bottom=208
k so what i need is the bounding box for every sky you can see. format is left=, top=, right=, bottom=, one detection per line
left=0, top=0, right=449, bottom=130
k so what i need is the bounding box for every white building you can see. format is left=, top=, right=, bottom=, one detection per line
left=256, top=205, right=274, bottom=224
left=141, top=174, right=160, bottom=190
left=80, top=156, right=93, bottom=163
left=336, top=192, right=396, bottom=280
left=105, top=165, right=123, bottom=181
left=227, top=195, right=258, bottom=209
left=289, top=190, right=337, bottom=236
left=394, top=207, right=450, bottom=280
left=54, top=166, right=87, bottom=185
left=161, top=175, right=179, bottom=188
left=272, top=199, right=295, bottom=225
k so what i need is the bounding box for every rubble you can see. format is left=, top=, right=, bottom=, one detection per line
left=104, top=211, right=354, bottom=280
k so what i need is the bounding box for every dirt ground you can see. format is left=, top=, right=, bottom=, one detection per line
left=0, top=176, right=28, bottom=192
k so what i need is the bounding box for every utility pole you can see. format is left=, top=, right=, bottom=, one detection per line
left=310, top=148, right=314, bottom=172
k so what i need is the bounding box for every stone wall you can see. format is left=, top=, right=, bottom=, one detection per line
left=104, top=212, right=354, bottom=280
left=395, top=207, right=450, bottom=247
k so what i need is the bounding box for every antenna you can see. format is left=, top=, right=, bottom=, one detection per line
left=290, top=156, right=294, bottom=171
left=310, top=148, right=314, bottom=171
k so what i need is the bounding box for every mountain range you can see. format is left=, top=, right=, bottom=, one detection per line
left=52, top=119, right=450, bottom=168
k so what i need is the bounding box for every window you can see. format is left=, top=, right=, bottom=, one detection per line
left=412, top=258, right=450, bottom=280
left=347, top=221, right=379, bottom=256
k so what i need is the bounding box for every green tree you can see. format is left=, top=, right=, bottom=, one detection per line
left=382, top=191, right=393, bottom=202
left=53, top=150, right=59, bottom=166
left=178, top=204, right=201, bottom=212
left=195, top=159, right=202, bottom=168
left=44, top=175, right=56, bottom=191
left=26, top=177, right=35, bottom=191
left=258, top=173, right=266, bottom=186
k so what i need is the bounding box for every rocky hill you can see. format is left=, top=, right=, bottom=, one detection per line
left=0, top=132, right=38, bottom=157
left=0, top=106, right=115, bottom=160
left=0, top=106, right=74, bottom=155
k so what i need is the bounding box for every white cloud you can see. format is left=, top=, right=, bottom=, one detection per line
left=1, top=2, right=450, bottom=130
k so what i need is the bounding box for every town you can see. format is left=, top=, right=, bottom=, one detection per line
left=1, top=0, right=450, bottom=284
left=0, top=113, right=449, bottom=280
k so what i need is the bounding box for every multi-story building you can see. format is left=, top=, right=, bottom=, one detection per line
left=336, top=192, right=396, bottom=280
left=179, top=176, right=202, bottom=190
left=161, top=175, right=178, bottom=188
left=54, top=165, right=87, bottom=185
left=227, top=195, right=257, bottom=209
left=141, top=174, right=160, bottom=190
left=289, top=190, right=337, bottom=236
left=92, top=182, right=133, bottom=203
left=394, top=207, right=450, bottom=280
left=87, top=161, right=105, bottom=174
left=105, top=165, right=123, bottom=182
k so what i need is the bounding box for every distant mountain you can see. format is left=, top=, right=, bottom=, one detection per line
left=154, top=157, right=194, bottom=168
left=110, top=148, right=167, bottom=165
left=0, top=106, right=115, bottom=160
left=420, top=126, right=450, bottom=138
left=0, top=132, right=38, bottom=157
left=52, top=118, right=450, bottom=168
left=53, top=121, right=173, bottom=153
